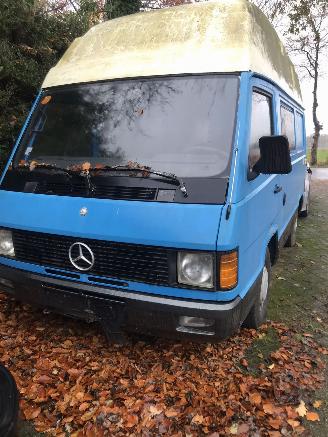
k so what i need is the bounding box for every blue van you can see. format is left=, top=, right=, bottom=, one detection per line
left=0, top=1, right=311, bottom=341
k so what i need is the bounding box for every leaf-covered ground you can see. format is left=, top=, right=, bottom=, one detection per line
left=0, top=180, right=327, bottom=437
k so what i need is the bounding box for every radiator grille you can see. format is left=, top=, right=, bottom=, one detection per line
left=35, top=181, right=157, bottom=201
left=12, top=230, right=171, bottom=286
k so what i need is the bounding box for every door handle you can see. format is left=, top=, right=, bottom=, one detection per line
left=274, top=184, right=282, bottom=194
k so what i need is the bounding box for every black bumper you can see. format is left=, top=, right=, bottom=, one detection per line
left=0, top=264, right=260, bottom=341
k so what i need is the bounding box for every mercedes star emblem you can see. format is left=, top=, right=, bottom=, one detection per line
left=80, top=207, right=88, bottom=217
left=69, top=242, right=95, bottom=271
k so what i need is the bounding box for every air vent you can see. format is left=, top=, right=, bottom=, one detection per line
left=35, top=182, right=157, bottom=201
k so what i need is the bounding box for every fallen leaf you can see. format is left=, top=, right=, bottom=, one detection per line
left=81, top=409, right=96, bottom=422
left=313, top=400, right=323, bottom=409
left=287, top=419, right=300, bottom=429
left=249, top=392, right=262, bottom=406
left=285, top=406, right=299, bottom=420
left=24, top=407, right=41, bottom=420
left=79, top=402, right=90, bottom=412
left=238, top=423, right=250, bottom=433
left=165, top=409, right=179, bottom=418
left=268, top=417, right=282, bottom=430
left=29, top=161, right=38, bottom=171
left=296, top=400, right=307, bottom=418
left=229, top=423, right=238, bottom=434
left=306, top=411, right=320, bottom=422
left=82, top=162, right=91, bottom=171
left=191, top=414, right=204, bottom=424
left=263, top=403, right=275, bottom=414
left=149, top=405, right=163, bottom=416
left=126, top=414, right=139, bottom=428
left=36, top=374, right=52, bottom=384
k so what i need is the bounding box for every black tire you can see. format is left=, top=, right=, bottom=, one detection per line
left=243, top=249, right=271, bottom=329
left=285, top=216, right=298, bottom=247
left=0, top=365, right=19, bottom=437
left=299, top=208, right=308, bottom=218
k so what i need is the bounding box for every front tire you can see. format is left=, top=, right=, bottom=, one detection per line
left=243, top=249, right=271, bottom=329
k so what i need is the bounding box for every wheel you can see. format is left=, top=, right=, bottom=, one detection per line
left=243, top=249, right=271, bottom=329
left=285, top=216, right=298, bottom=247
left=0, top=365, right=19, bottom=437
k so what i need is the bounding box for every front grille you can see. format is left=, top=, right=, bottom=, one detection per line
left=35, top=181, right=157, bottom=201
left=12, top=230, right=171, bottom=286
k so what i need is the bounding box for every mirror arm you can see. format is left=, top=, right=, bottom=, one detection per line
left=247, top=169, right=260, bottom=181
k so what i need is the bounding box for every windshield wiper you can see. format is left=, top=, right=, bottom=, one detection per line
left=15, top=163, right=75, bottom=178
left=91, top=165, right=188, bottom=197
left=15, top=163, right=97, bottom=195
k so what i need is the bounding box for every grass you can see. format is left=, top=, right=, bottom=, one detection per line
left=307, top=148, right=328, bottom=167
left=268, top=179, right=328, bottom=436
left=244, top=327, right=280, bottom=376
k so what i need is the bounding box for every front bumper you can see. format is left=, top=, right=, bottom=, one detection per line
left=0, top=264, right=260, bottom=341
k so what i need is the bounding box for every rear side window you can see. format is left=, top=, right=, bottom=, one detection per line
left=280, top=105, right=296, bottom=150
left=295, top=112, right=304, bottom=149
left=249, top=90, right=273, bottom=169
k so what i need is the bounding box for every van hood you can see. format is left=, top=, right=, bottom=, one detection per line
left=0, top=190, right=223, bottom=250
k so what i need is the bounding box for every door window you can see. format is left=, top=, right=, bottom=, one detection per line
left=280, top=105, right=296, bottom=150
left=295, top=112, right=304, bottom=149
left=249, top=90, right=273, bottom=169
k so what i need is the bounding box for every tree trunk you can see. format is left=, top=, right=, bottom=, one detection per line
left=310, top=44, right=321, bottom=166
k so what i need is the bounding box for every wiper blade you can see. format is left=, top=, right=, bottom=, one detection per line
left=16, top=162, right=75, bottom=178
left=91, top=165, right=188, bottom=197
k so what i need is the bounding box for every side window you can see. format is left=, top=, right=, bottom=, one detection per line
left=295, top=112, right=304, bottom=149
left=280, top=105, right=296, bottom=150
left=249, top=90, right=273, bottom=169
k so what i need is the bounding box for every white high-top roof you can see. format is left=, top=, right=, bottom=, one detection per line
left=42, top=0, right=302, bottom=102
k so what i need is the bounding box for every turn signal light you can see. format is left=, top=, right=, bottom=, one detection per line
left=219, top=251, right=238, bottom=290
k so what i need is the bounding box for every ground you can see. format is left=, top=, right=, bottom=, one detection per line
left=0, top=177, right=327, bottom=437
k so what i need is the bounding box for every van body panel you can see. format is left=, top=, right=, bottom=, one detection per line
left=0, top=255, right=243, bottom=302
left=0, top=190, right=223, bottom=250
left=0, top=69, right=308, bottom=339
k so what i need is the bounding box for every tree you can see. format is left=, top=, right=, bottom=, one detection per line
left=105, top=0, right=141, bottom=19
left=286, top=0, right=328, bottom=165
left=0, top=0, right=142, bottom=168
left=0, top=0, right=75, bottom=167
left=142, top=0, right=206, bottom=9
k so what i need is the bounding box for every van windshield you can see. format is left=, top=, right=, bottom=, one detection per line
left=15, top=75, right=239, bottom=178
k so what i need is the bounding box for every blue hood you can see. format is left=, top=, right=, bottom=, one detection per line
left=0, top=190, right=223, bottom=250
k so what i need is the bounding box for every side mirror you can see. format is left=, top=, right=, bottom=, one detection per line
left=253, top=135, right=292, bottom=175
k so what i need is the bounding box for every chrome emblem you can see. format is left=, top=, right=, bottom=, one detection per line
left=80, top=207, right=88, bottom=217
left=69, top=242, right=95, bottom=271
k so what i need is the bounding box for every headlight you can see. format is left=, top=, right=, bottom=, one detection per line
left=0, top=230, right=15, bottom=257
left=177, top=252, right=214, bottom=288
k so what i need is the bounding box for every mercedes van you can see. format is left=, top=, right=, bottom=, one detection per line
left=0, top=0, right=311, bottom=341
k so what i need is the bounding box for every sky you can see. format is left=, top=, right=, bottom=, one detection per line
left=301, top=75, right=328, bottom=136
